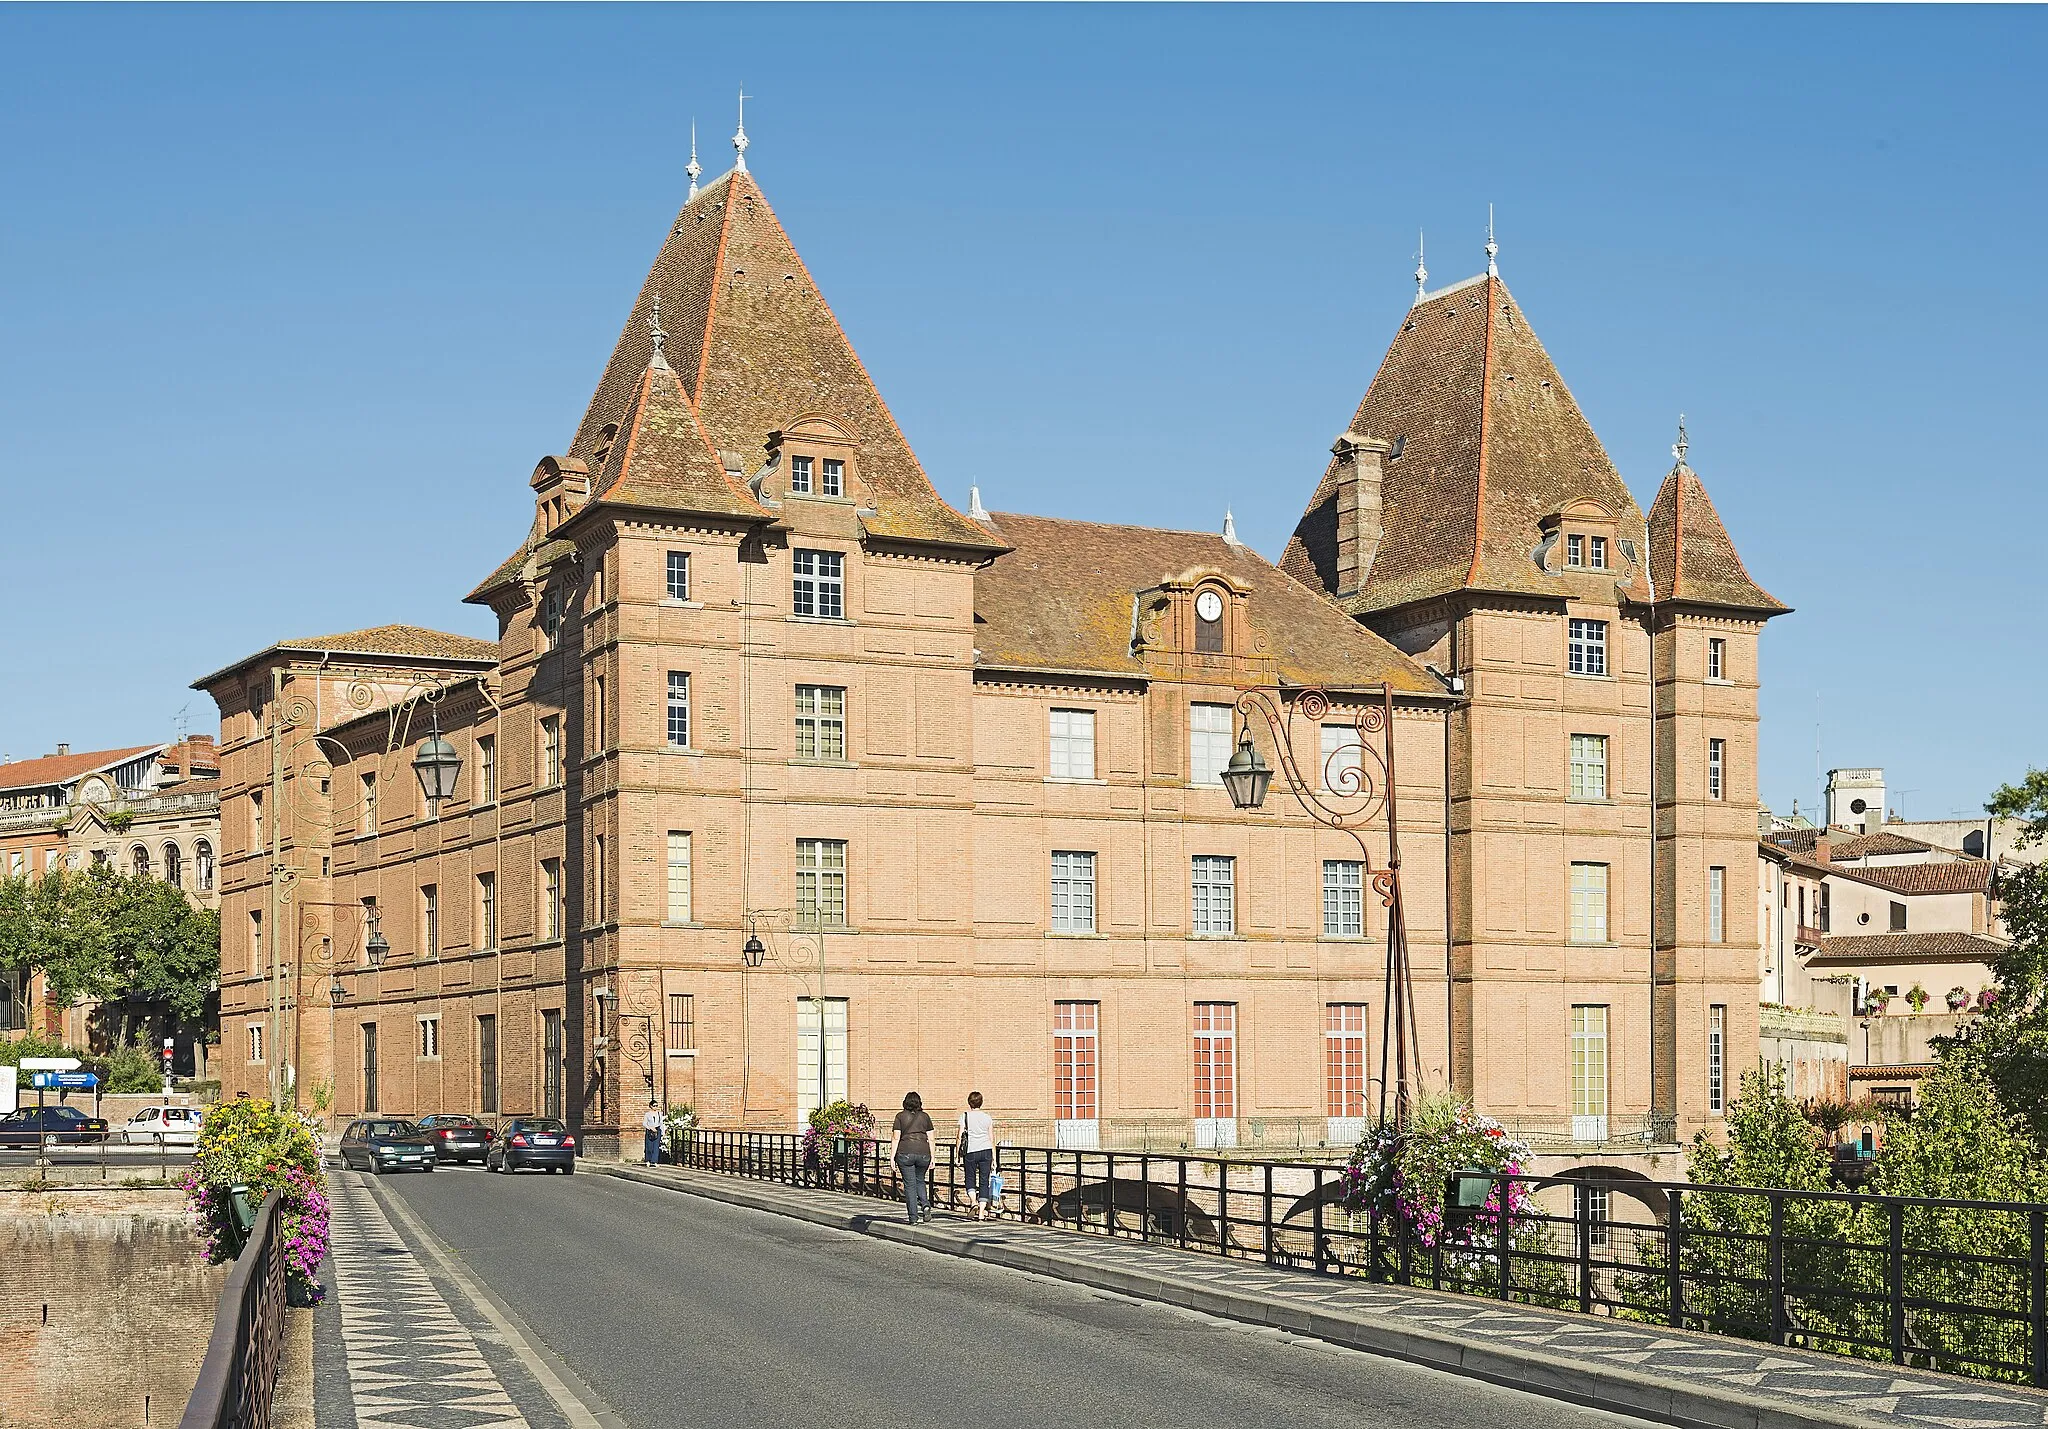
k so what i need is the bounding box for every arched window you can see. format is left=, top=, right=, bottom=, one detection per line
left=131, top=845, right=151, bottom=878
left=163, top=843, right=183, bottom=888
left=195, top=840, right=215, bottom=891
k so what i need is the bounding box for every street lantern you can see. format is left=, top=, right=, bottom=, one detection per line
left=328, top=979, right=347, bottom=1008
left=412, top=709, right=463, bottom=809
left=1220, top=726, right=1274, bottom=810
left=741, top=934, right=766, bottom=968
left=365, top=909, right=390, bottom=968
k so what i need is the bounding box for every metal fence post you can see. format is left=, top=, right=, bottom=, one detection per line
left=2031, top=1208, right=2046, bottom=1387
left=1889, top=1200, right=1906, bottom=1365
left=1178, top=1157, right=1190, bottom=1251
left=1667, top=1187, right=1684, bottom=1329
left=1496, top=1173, right=1511, bottom=1302
left=1576, top=1181, right=1592, bottom=1316
left=1768, top=1193, right=1787, bottom=1347
left=1263, top=1161, right=1276, bottom=1265
left=1313, top=1167, right=1328, bottom=1274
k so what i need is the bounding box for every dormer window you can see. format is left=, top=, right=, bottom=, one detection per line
left=1194, top=587, right=1225, bottom=653
left=1566, top=534, right=1584, bottom=568
left=821, top=459, right=843, bottom=497
left=1565, top=535, right=1609, bottom=570
left=790, top=455, right=813, bottom=494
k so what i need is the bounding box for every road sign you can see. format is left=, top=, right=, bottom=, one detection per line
left=29, top=1072, right=98, bottom=1090
left=19, top=1057, right=81, bottom=1071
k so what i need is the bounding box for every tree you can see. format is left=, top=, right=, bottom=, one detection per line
left=107, top=876, right=219, bottom=1024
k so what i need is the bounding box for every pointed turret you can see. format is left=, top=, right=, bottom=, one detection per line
left=1283, top=274, right=1653, bottom=615
left=1646, top=438, right=1787, bottom=615
left=589, top=345, right=774, bottom=523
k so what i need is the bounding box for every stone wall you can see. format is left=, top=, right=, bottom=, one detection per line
left=0, top=1189, right=224, bottom=1429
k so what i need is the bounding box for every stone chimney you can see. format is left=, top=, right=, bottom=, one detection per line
left=1329, top=433, right=1393, bottom=598
left=55, top=743, right=69, bottom=757
left=1813, top=836, right=1832, bottom=864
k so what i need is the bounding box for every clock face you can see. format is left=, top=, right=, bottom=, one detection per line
left=1195, top=590, right=1223, bottom=623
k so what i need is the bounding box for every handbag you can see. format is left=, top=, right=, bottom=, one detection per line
left=957, top=1111, right=971, bottom=1160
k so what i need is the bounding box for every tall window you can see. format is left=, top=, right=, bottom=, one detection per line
left=360, top=773, right=378, bottom=835
left=1192, top=1003, right=1237, bottom=1140
left=362, top=1023, right=379, bottom=1111
left=1570, top=1005, right=1609, bottom=1136
left=795, top=997, right=849, bottom=1120
left=1589, top=535, right=1608, bottom=570
left=792, top=550, right=844, bottom=619
left=360, top=896, right=378, bottom=962
left=1325, top=1004, right=1370, bottom=1121
left=821, top=458, right=844, bottom=497
left=795, top=685, right=845, bottom=760
left=417, top=1015, right=440, bottom=1060
left=1707, top=738, right=1726, bottom=800
left=1323, top=860, right=1364, bottom=937
left=1053, top=1001, right=1099, bottom=1125
left=477, top=735, right=497, bottom=803
left=131, top=844, right=150, bottom=878
left=1569, top=734, right=1608, bottom=801
left=477, top=872, right=497, bottom=950
left=541, top=859, right=562, bottom=941
left=1320, top=723, right=1362, bottom=793
left=790, top=454, right=813, bottom=493
left=477, top=1015, right=498, bottom=1113
left=541, top=588, right=563, bottom=647
left=668, top=993, right=696, bottom=1053
left=1049, top=709, right=1096, bottom=780
left=1890, top=900, right=1908, bottom=933
left=1189, top=703, right=1233, bottom=786
left=542, top=1009, right=564, bottom=1118
left=666, top=832, right=692, bottom=923
left=541, top=716, right=561, bottom=786
left=591, top=675, right=606, bottom=755
left=667, top=672, right=691, bottom=748
left=796, top=839, right=847, bottom=926
left=1051, top=851, right=1097, bottom=933
left=250, top=790, right=263, bottom=851
left=1192, top=855, right=1236, bottom=935
left=1567, top=618, right=1608, bottom=676
left=247, top=1021, right=265, bottom=1065
left=1565, top=533, right=1585, bottom=568
left=1708, top=1004, right=1727, bottom=1114
left=1569, top=862, right=1610, bottom=944
left=592, top=835, right=606, bottom=922
left=164, top=843, right=182, bottom=887
left=421, top=885, right=439, bottom=959
left=249, top=910, right=263, bottom=976
left=195, top=840, right=214, bottom=891
left=666, top=550, right=691, bottom=601
left=1707, top=866, right=1726, bottom=943
left=1707, top=637, right=1726, bottom=681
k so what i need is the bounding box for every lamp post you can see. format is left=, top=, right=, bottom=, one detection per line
left=1224, top=680, right=1421, bottom=1130
left=739, top=917, right=832, bottom=1118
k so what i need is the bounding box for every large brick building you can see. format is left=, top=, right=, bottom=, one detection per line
left=197, top=151, right=1783, bottom=1168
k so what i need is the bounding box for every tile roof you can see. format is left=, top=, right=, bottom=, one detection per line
left=589, top=358, right=772, bottom=522
left=1769, top=829, right=1936, bottom=858
left=1857, top=862, right=1995, bottom=896
left=975, top=512, right=1441, bottom=693
left=1282, top=275, right=1656, bottom=615
left=1646, top=462, right=1788, bottom=613
left=560, top=170, right=1000, bottom=555
left=0, top=746, right=161, bottom=793
left=192, top=625, right=498, bottom=690
left=1808, top=931, right=2007, bottom=966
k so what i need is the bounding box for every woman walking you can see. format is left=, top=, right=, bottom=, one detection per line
left=959, top=1091, right=996, bottom=1220
left=889, top=1091, right=935, bottom=1224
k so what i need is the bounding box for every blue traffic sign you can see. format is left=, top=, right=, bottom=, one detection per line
left=29, top=1072, right=99, bottom=1090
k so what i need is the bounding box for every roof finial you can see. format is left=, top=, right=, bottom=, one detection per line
left=1672, top=413, right=1689, bottom=469
left=686, top=120, right=702, bottom=200
left=968, top=485, right=990, bottom=522
left=1485, top=203, right=1498, bottom=278
left=1411, top=230, right=1428, bottom=307
left=1222, top=509, right=1242, bottom=545
left=647, top=295, right=670, bottom=369
left=733, top=86, right=750, bottom=173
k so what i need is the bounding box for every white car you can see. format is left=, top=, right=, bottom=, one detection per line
left=124, top=1105, right=204, bottom=1146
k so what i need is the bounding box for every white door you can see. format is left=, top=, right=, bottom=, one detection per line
left=796, top=998, right=848, bottom=1123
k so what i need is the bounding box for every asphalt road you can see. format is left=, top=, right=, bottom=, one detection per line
left=381, top=1166, right=1642, bottom=1429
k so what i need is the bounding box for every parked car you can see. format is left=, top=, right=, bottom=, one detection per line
left=338, top=1118, right=438, bottom=1174
left=0, top=1105, right=112, bottom=1147
left=415, top=1114, right=495, bottom=1165
left=485, top=1117, right=577, bottom=1175
left=124, top=1105, right=205, bottom=1146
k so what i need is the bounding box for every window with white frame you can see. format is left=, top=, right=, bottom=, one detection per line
left=1053, top=1001, right=1098, bottom=1124
left=1569, top=734, right=1608, bottom=801
left=1708, top=866, right=1726, bottom=943
left=1049, top=708, right=1096, bottom=780
left=1708, top=1004, right=1726, bottom=1113
left=1568, top=618, right=1608, bottom=676
left=666, top=550, right=691, bottom=601
left=540, top=717, right=561, bottom=786
left=796, top=839, right=847, bottom=927
left=1323, top=860, right=1364, bottom=937
left=789, top=454, right=813, bottom=494
left=421, top=885, right=439, bottom=960
left=1708, top=738, right=1726, bottom=800
left=250, top=789, right=264, bottom=851
left=477, top=872, right=497, bottom=950
left=1189, top=703, right=1233, bottom=786
left=417, top=1015, right=440, bottom=1060
left=1570, top=1004, right=1609, bottom=1121
left=1320, top=723, right=1362, bottom=793
left=478, top=735, right=496, bottom=803
left=792, top=550, right=844, bottom=619
left=1325, top=1004, right=1370, bottom=1120
left=795, top=685, right=845, bottom=760
left=666, top=832, right=692, bottom=923
left=1587, top=1184, right=1612, bottom=1248
left=667, top=673, right=690, bottom=748
left=1707, top=637, right=1726, bottom=681
left=821, top=458, right=844, bottom=497
left=249, top=910, right=263, bottom=976
left=541, top=588, right=563, bottom=647
left=1051, top=851, right=1096, bottom=933
left=1589, top=535, right=1608, bottom=570
left=247, top=1021, right=265, bottom=1065
left=1566, top=533, right=1585, bottom=568
left=1191, top=855, right=1236, bottom=934
left=1569, top=862, right=1610, bottom=944
left=1192, top=1003, right=1237, bottom=1124
left=541, top=859, right=562, bottom=942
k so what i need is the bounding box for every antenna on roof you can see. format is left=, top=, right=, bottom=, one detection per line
left=1485, top=204, right=1498, bottom=278
left=734, top=86, right=750, bottom=173
left=686, top=121, right=702, bottom=200
left=1412, top=231, right=1428, bottom=307
left=968, top=485, right=990, bottom=522
left=648, top=296, right=670, bottom=369
left=1671, top=413, right=1689, bottom=469
left=1223, top=510, right=1242, bottom=546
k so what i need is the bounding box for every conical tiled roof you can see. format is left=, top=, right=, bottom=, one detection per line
left=1645, top=462, right=1788, bottom=613
left=566, top=169, right=1000, bottom=552
left=590, top=356, right=773, bottom=522
left=1282, top=275, right=1654, bottom=614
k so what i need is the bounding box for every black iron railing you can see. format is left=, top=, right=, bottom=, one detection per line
left=178, top=1192, right=286, bottom=1429
left=672, top=1130, right=2048, bottom=1386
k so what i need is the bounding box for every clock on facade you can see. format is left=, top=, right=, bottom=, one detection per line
left=1195, top=590, right=1223, bottom=623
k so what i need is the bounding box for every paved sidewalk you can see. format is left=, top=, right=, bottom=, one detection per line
left=603, top=1162, right=2048, bottom=1429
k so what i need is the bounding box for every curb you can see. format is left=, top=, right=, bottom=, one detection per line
left=595, top=1165, right=1875, bottom=1429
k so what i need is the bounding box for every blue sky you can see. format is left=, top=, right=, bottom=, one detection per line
left=1, top=5, right=2040, bottom=818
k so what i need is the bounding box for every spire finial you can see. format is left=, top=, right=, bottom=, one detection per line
left=968, top=485, right=990, bottom=522
left=1485, top=203, right=1498, bottom=278
left=733, top=86, right=750, bottom=173
left=1411, top=230, right=1428, bottom=307
left=686, top=120, right=702, bottom=200
left=1672, top=413, right=1689, bottom=469
left=1222, top=509, right=1241, bottom=545
left=647, top=295, right=670, bottom=369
